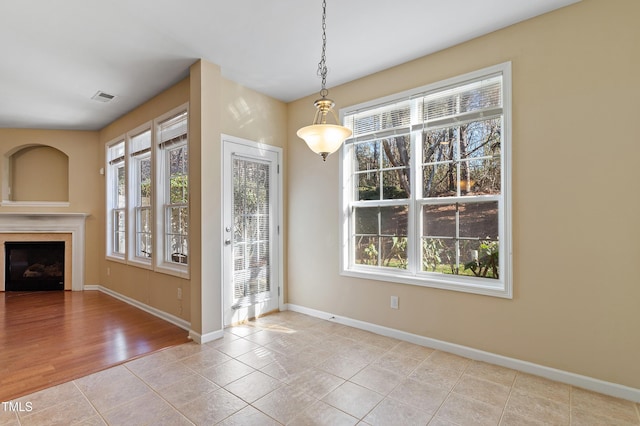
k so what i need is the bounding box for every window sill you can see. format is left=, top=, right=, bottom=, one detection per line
left=341, top=267, right=511, bottom=299
left=156, top=262, right=190, bottom=280
left=106, top=254, right=126, bottom=264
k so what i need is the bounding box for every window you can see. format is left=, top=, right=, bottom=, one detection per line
left=341, top=63, right=511, bottom=298
left=156, top=109, right=189, bottom=272
left=105, top=104, right=189, bottom=277
left=129, top=127, right=152, bottom=265
left=106, top=140, right=126, bottom=260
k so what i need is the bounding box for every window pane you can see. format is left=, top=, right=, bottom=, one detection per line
left=116, top=165, right=126, bottom=208
left=115, top=231, right=126, bottom=254
left=423, top=204, right=456, bottom=238
left=169, top=146, right=186, bottom=175
left=462, top=119, right=501, bottom=159
left=354, top=207, right=378, bottom=235
left=169, top=206, right=187, bottom=233
left=139, top=157, right=151, bottom=206
left=459, top=239, right=499, bottom=279
left=461, top=158, right=501, bottom=195
left=169, top=236, right=188, bottom=263
left=382, top=170, right=410, bottom=199
left=355, top=236, right=379, bottom=266
left=381, top=205, right=408, bottom=236
left=423, top=163, right=457, bottom=198
left=357, top=171, right=380, bottom=201
left=169, top=175, right=188, bottom=204
left=459, top=119, right=501, bottom=195
left=355, top=141, right=379, bottom=172
left=459, top=202, right=498, bottom=240
left=381, top=136, right=410, bottom=199
left=136, top=206, right=152, bottom=258
left=114, top=210, right=125, bottom=254
left=382, top=136, right=410, bottom=168
left=137, top=232, right=152, bottom=258
left=354, top=206, right=408, bottom=269
left=380, top=236, right=408, bottom=269
left=168, top=145, right=188, bottom=203
left=422, top=238, right=456, bottom=273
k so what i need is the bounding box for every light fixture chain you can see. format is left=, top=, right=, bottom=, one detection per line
left=316, top=0, right=328, bottom=98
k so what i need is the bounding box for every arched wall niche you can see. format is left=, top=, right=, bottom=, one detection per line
left=3, top=144, right=69, bottom=202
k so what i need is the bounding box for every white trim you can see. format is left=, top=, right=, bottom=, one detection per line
left=285, top=303, right=640, bottom=403
left=105, top=137, right=126, bottom=260
left=189, top=329, right=225, bottom=345
left=154, top=104, right=190, bottom=278
left=0, top=201, right=70, bottom=208
left=126, top=123, right=153, bottom=268
left=220, top=135, right=284, bottom=326
left=0, top=212, right=87, bottom=291
left=339, top=62, right=513, bottom=299
left=90, top=285, right=191, bottom=332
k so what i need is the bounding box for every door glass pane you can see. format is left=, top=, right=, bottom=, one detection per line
left=233, top=158, right=270, bottom=302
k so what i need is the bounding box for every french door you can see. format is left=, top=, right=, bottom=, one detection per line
left=222, top=136, right=281, bottom=326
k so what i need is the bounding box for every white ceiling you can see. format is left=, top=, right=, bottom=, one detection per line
left=0, top=0, right=579, bottom=131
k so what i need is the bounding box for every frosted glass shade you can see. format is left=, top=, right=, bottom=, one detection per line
left=297, top=124, right=352, bottom=160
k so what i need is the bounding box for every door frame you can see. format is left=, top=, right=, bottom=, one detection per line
left=221, top=134, right=283, bottom=326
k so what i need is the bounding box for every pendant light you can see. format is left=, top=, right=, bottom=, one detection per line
left=297, top=0, right=352, bottom=161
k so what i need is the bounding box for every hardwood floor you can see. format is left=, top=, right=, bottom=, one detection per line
left=0, top=290, right=190, bottom=401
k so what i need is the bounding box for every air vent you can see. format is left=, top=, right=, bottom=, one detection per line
left=91, top=91, right=116, bottom=103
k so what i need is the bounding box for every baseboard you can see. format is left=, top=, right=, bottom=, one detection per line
left=285, top=303, right=640, bottom=403
left=90, top=285, right=191, bottom=332
left=189, top=329, right=225, bottom=345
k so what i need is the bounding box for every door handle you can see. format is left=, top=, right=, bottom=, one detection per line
left=225, top=239, right=232, bottom=245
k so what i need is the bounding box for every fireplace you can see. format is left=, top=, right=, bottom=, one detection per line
left=0, top=213, right=87, bottom=291
left=5, top=241, right=65, bottom=291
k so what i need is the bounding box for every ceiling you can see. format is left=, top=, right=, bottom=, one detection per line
left=1, top=0, right=580, bottom=131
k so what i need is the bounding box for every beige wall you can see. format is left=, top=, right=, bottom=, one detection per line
left=97, top=62, right=286, bottom=335
left=11, top=146, right=69, bottom=201
left=287, top=0, right=640, bottom=389
left=98, top=77, right=191, bottom=321
left=188, top=63, right=288, bottom=336
left=221, top=76, right=289, bottom=302
left=0, top=129, right=101, bottom=285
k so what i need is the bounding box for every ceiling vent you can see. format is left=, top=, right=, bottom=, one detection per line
left=91, top=91, right=116, bottom=103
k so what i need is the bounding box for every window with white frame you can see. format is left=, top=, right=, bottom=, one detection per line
left=105, top=104, right=189, bottom=277
left=129, top=127, right=152, bottom=264
left=157, top=110, right=189, bottom=269
left=106, top=140, right=126, bottom=259
left=341, top=63, right=511, bottom=298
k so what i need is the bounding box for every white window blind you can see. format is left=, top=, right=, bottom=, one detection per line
left=159, top=111, right=188, bottom=147
left=130, top=129, right=151, bottom=156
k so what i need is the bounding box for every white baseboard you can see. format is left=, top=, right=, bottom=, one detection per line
left=285, top=303, right=640, bottom=403
left=88, top=285, right=191, bottom=333
left=189, top=329, right=225, bottom=344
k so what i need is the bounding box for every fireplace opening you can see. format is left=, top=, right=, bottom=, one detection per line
left=5, top=241, right=65, bottom=291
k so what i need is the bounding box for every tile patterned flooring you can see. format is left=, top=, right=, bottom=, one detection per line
left=1, top=310, right=638, bottom=425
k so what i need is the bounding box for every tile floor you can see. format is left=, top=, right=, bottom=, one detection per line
left=1, top=311, right=638, bottom=425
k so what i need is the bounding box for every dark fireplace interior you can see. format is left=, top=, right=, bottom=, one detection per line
left=5, top=241, right=65, bottom=291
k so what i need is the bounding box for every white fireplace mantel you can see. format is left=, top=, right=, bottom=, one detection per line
left=0, top=212, right=88, bottom=291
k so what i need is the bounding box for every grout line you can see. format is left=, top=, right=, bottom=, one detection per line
left=71, top=380, right=115, bottom=426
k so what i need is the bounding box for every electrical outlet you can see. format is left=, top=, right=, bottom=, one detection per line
left=390, top=296, right=399, bottom=309
left=177, top=288, right=182, bottom=300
